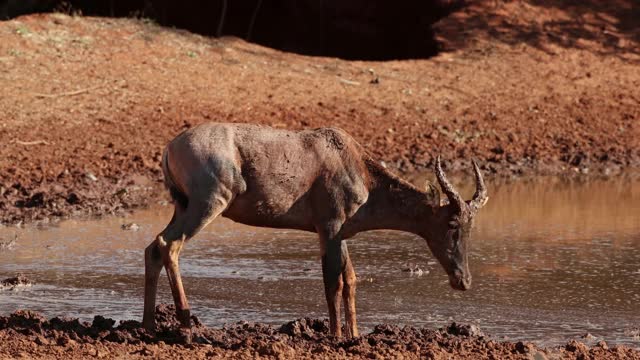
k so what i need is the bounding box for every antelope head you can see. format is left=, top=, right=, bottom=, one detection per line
left=423, top=157, right=488, bottom=291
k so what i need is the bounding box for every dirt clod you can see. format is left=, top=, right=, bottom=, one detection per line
left=1, top=274, right=33, bottom=289
left=1, top=306, right=636, bottom=359
left=446, top=322, right=484, bottom=337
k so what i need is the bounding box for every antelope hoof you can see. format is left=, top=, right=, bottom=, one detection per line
left=179, top=327, right=192, bottom=345
left=142, top=319, right=156, bottom=333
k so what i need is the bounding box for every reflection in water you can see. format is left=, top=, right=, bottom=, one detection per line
left=0, top=175, right=639, bottom=348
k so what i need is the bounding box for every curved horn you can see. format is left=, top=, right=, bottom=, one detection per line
left=434, top=156, right=464, bottom=210
left=470, top=160, right=488, bottom=210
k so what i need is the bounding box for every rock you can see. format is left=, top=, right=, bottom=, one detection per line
left=91, top=316, right=115, bottom=331
left=120, top=223, right=140, bottom=231
left=624, top=328, right=640, bottom=339
left=446, top=323, right=484, bottom=337
left=34, top=336, right=50, bottom=345
left=581, top=332, right=596, bottom=341
left=7, top=310, right=45, bottom=329
left=104, top=330, right=129, bottom=343
left=401, top=263, right=426, bottom=276
left=138, top=346, right=155, bottom=356
left=257, top=341, right=296, bottom=359
left=565, top=340, right=588, bottom=353
left=56, top=335, right=70, bottom=346
left=279, top=318, right=328, bottom=338
left=1, top=274, right=34, bottom=289
left=0, top=234, right=17, bottom=250
left=407, top=343, right=420, bottom=353
left=515, top=341, right=534, bottom=354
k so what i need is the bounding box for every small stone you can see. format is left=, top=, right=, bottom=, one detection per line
left=1, top=274, right=33, bottom=289
left=140, top=347, right=155, bottom=356
left=91, top=315, right=115, bottom=330
left=0, top=235, right=17, bottom=250
left=446, top=322, right=484, bottom=337
left=56, top=336, right=69, bottom=346
left=515, top=341, right=534, bottom=354
left=34, top=336, right=49, bottom=346
left=532, top=351, right=549, bottom=360
left=257, top=341, right=296, bottom=358
left=120, top=223, right=140, bottom=231
left=565, top=340, right=588, bottom=353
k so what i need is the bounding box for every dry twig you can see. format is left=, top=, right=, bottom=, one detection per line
left=31, top=85, right=102, bottom=99
left=12, top=140, right=50, bottom=146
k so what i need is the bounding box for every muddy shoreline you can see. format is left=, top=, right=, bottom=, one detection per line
left=0, top=304, right=637, bottom=359
left=2, top=178, right=640, bottom=359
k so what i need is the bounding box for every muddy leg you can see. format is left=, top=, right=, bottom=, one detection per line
left=322, top=238, right=345, bottom=337
left=143, top=209, right=182, bottom=331
left=342, top=244, right=358, bottom=338
left=159, top=235, right=192, bottom=341
left=143, top=238, right=164, bottom=331
left=158, top=199, right=227, bottom=343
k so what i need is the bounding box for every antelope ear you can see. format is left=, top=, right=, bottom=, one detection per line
left=424, top=181, right=440, bottom=206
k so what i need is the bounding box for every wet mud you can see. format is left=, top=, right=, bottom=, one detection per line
left=1, top=305, right=637, bottom=359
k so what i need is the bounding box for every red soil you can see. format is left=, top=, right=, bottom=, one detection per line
left=0, top=0, right=638, bottom=225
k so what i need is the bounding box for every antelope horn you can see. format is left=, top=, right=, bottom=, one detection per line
left=470, top=160, right=488, bottom=211
left=434, top=156, right=464, bottom=210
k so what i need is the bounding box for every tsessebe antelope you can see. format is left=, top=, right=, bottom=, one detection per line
left=143, top=123, right=488, bottom=341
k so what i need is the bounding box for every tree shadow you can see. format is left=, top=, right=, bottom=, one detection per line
left=1, top=0, right=464, bottom=60
left=438, top=0, right=639, bottom=60
left=3, top=1, right=638, bottom=61
left=139, top=0, right=467, bottom=60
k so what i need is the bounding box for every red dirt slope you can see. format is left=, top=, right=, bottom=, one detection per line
left=0, top=1, right=638, bottom=226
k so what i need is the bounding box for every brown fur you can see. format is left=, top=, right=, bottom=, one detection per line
left=143, top=122, right=487, bottom=341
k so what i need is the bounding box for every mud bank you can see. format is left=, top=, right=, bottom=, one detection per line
left=1, top=1, right=639, bottom=226
left=0, top=305, right=637, bottom=359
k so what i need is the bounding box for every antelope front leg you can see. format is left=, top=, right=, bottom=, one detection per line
left=321, top=238, right=344, bottom=337
left=342, top=244, right=358, bottom=338
left=143, top=238, right=164, bottom=331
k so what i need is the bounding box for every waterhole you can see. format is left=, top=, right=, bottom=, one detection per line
left=1, top=175, right=639, bottom=347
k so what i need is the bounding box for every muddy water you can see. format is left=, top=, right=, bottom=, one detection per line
left=1, top=176, right=639, bottom=347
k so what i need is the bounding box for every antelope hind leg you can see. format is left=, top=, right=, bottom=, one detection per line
left=341, top=243, right=358, bottom=338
